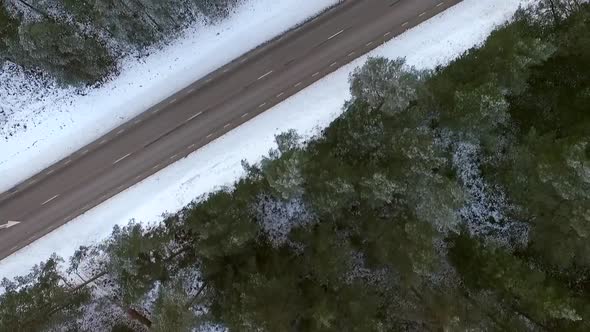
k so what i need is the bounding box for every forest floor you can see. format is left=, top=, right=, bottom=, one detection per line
left=0, top=0, right=529, bottom=281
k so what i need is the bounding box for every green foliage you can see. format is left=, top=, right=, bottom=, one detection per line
left=450, top=234, right=585, bottom=328
left=9, top=19, right=115, bottom=84
left=1, top=0, right=242, bottom=84
left=0, top=255, right=91, bottom=331
left=0, top=4, right=18, bottom=59
left=2, top=2, right=590, bottom=331
left=150, top=286, right=199, bottom=332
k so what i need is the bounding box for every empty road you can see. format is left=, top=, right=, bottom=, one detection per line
left=0, top=0, right=461, bottom=260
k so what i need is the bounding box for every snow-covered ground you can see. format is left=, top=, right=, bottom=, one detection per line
left=0, top=0, right=530, bottom=281
left=0, top=0, right=341, bottom=193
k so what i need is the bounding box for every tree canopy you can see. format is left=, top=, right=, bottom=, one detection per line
left=1, top=1, right=589, bottom=331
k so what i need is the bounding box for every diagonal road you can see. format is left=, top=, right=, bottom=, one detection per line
left=0, top=0, right=461, bottom=260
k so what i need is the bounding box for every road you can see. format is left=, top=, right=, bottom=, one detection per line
left=0, top=0, right=461, bottom=261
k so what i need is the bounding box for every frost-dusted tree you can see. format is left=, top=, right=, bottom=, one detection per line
left=150, top=286, right=199, bottom=332
left=7, top=19, right=115, bottom=84
left=536, top=0, right=584, bottom=25
left=61, top=0, right=158, bottom=51
left=260, top=130, right=306, bottom=200
left=450, top=233, right=588, bottom=330
left=503, top=133, right=590, bottom=269
left=349, top=57, right=426, bottom=113
left=0, top=5, right=19, bottom=60
left=0, top=255, right=91, bottom=331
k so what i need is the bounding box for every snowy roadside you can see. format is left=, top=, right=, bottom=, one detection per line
left=0, top=0, right=341, bottom=193
left=0, top=0, right=531, bottom=281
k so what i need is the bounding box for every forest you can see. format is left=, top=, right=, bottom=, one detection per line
left=0, top=0, right=240, bottom=85
left=1, top=0, right=589, bottom=331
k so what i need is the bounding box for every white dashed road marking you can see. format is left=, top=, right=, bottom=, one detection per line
left=327, top=29, right=345, bottom=40
left=113, top=153, right=131, bottom=165
left=41, top=194, right=59, bottom=206
left=187, top=111, right=203, bottom=122
left=257, top=70, right=274, bottom=80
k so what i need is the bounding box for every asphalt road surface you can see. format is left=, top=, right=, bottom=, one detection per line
left=0, top=0, right=461, bottom=261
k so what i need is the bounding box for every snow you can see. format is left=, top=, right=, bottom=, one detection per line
left=0, top=0, right=341, bottom=193
left=0, top=0, right=531, bottom=281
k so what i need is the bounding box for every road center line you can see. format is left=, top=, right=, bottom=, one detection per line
left=419, top=12, right=426, bottom=17
left=168, top=98, right=177, bottom=105
left=46, top=169, right=55, bottom=175
left=41, top=194, right=59, bottom=206
left=81, top=149, right=89, bottom=155
left=384, top=31, right=391, bottom=37
left=257, top=70, right=274, bottom=80
left=152, top=108, right=161, bottom=114
left=152, top=164, right=160, bottom=170
left=170, top=154, right=178, bottom=160
left=259, top=102, right=267, bottom=108
left=327, top=29, right=344, bottom=40
left=188, top=144, right=196, bottom=149
left=223, top=123, right=231, bottom=129
left=187, top=88, right=196, bottom=94
left=113, top=153, right=131, bottom=165
left=134, top=119, right=142, bottom=124
left=64, top=159, right=72, bottom=165
left=312, top=72, right=320, bottom=77
left=117, top=128, right=125, bottom=135
left=294, top=82, right=302, bottom=87
left=348, top=51, right=355, bottom=57
left=206, top=133, right=213, bottom=139
left=241, top=113, right=249, bottom=118
left=437, top=2, right=444, bottom=7
left=187, top=111, right=203, bottom=122
left=99, top=139, right=108, bottom=145
left=366, top=41, right=373, bottom=47
left=276, top=92, right=285, bottom=98
left=330, top=62, right=337, bottom=67
left=402, top=22, right=409, bottom=27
